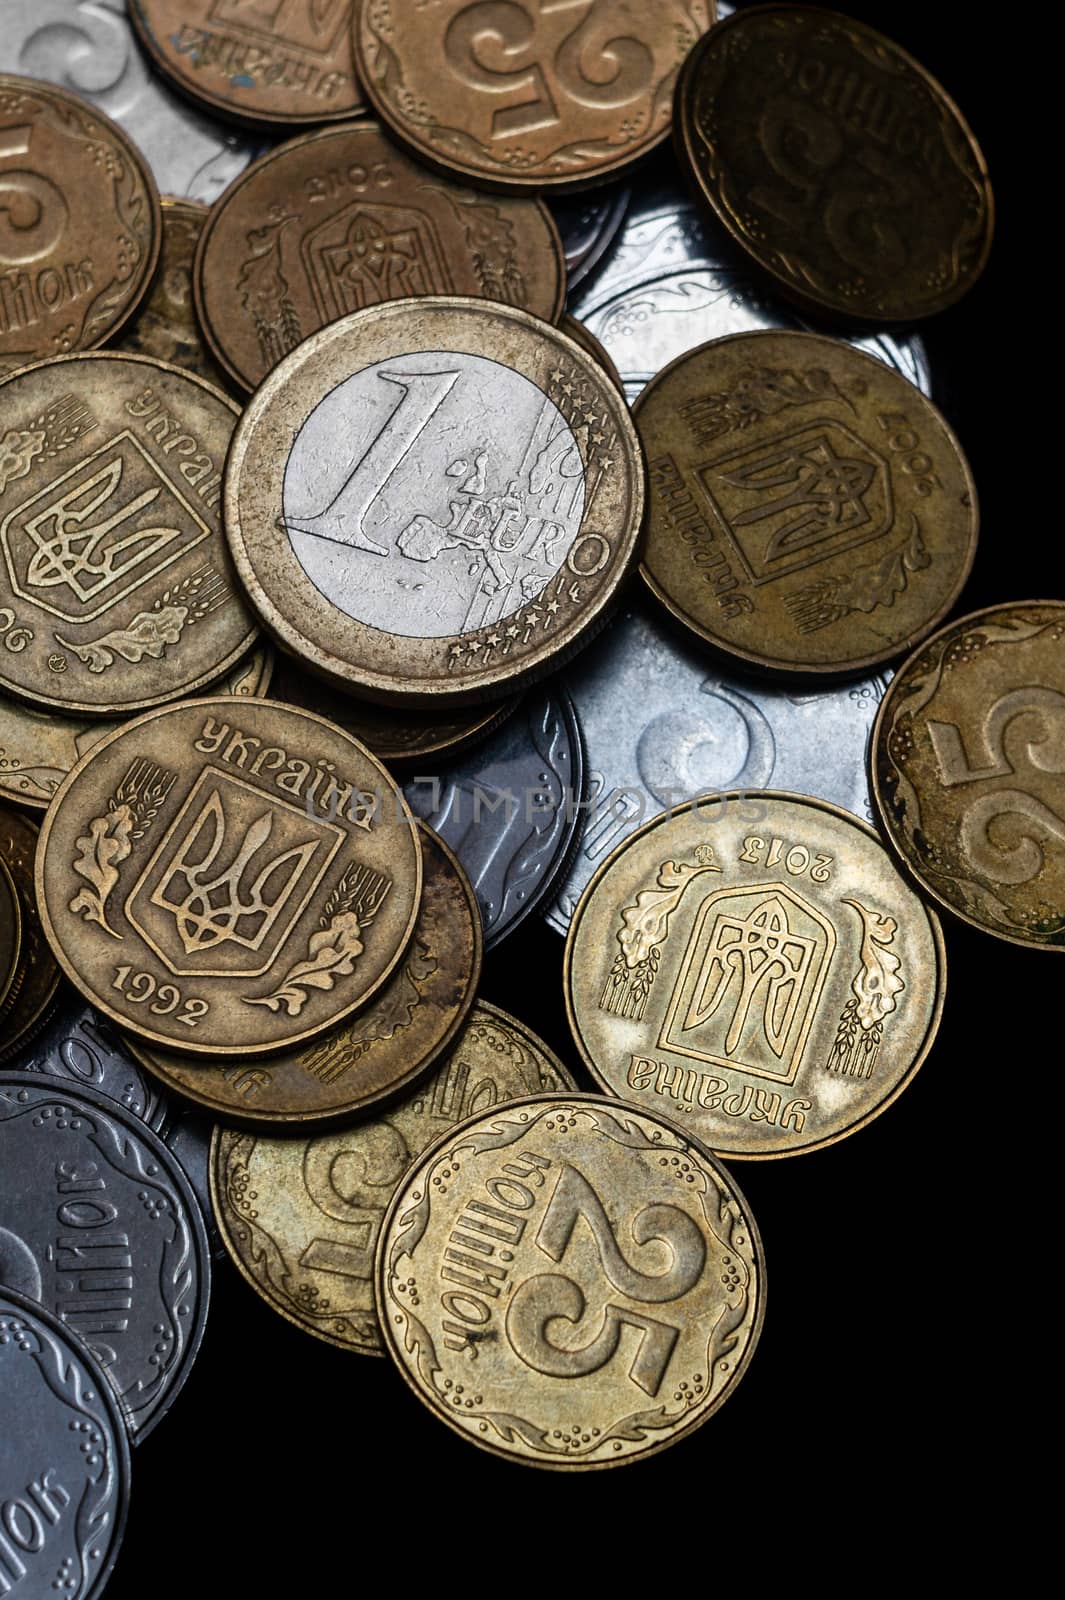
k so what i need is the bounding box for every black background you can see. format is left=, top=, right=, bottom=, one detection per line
left=103, top=1, right=1030, bottom=1589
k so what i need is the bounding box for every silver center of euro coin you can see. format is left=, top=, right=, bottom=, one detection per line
left=282, top=352, right=586, bottom=640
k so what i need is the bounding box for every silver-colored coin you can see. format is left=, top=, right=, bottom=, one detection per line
left=1, top=0, right=260, bottom=202
left=405, top=690, right=583, bottom=949
left=544, top=605, right=890, bottom=935
left=11, top=1002, right=169, bottom=1135
left=160, top=1112, right=225, bottom=1262
left=0, top=1287, right=130, bottom=1600
left=0, top=1072, right=210, bottom=1441
left=571, top=181, right=932, bottom=404
left=551, top=185, right=630, bottom=293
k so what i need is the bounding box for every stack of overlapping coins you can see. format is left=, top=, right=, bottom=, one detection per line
left=0, top=1, right=1052, bottom=1590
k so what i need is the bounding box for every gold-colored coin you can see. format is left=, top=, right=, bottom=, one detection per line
left=267, top=651, right=519, bottom=764
left=353, top=1, right=714, bottom=191
left=564, top=791, right=945, bottom=1158
left=0, top=804, right=61, bottom=1060
left=128, top=823, right=481, bottom=1121
left=119, top=198, right=229, bottom=391
left=210, top=1002, right=576, bottom=1353
left=35, top=695, right=422, bottom=1056
left=675, top=5, right=993, bottom=323
left=226, top=297, right=644, bottom=706
left=560, top=315, right=624, bottom=395
left=376, top=1092, right=764, bottom=1464
left=0, top=75, right=161, bottom=373
left=0, top=645, right=272, bottom=811
left=0, top=855, right=21, bottom=1011
left=637, top=330, right=977, bottom=676
left=872, top=601, right=1065, bottom=951
left=0, top=352, right=259, bottom=715
left=127, top=0, right=365, bottom=128
left=194, top=123, right=567, bottom=394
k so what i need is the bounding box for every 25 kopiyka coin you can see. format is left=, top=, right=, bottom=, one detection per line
left=353, top=1, right=714, bottom=192
left=674, top=5, right=993, bottom=324
left=0, top=856, right=21, bottom=1011
left=34, top=696, right=423, bottom=1056
left=636, top=330, right=978, bottom=676
left=872, top=601, right=1065, bottom=951
left=127, top=0, right=365, bottom=128
left=225, top=297, right=644, bottom=706
left=376, top=1092, right=764, bottom=1466
left=564, top=791, right=945, bottom=1158
left=194, top=122, right=567, bottom=394
left=0, top=1286, right=131, bottom=1600
left=0, top=352, right=259, bottom=716
left=0, top=75, right=161, bottom=373
left=210, top=1001, right=576, bottom=1353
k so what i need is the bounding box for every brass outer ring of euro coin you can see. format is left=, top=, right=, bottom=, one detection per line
left=563, top=789, right=946, bottom=1159
left=0, top=857, right=22, bottom=1012
left=124, top=822, right=483, bottom=1123
left=374, top=1090, right=765, bottom=1466
left=208, top=1003, right=577, bottom=1354
left=871, top=599, right=1065, bottom=952
left=634, top=329, right=978, bottom=677
left=34, top=694, right=423, bottom=1057
left=673, top=5, right=993, bottom=325
left=193, top=121, right=567, bottom=395
left=224, top=296, right=645, bottom=707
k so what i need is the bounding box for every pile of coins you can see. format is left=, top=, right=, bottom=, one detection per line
left=0, top=0, right=1054, bottom=1587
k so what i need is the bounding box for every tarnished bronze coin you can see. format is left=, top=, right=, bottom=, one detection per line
left=561, top=314, right=624, bottom=394
left=267, top=650, right=519, bottom=764
left=0, top=856, right=20, bottom=1010
left=128, top=823, right=481, bottom=1121
left=194, top=122, right=566, bottom=394
left=210, top=1002, right=575, bottom=1352
left=0, top=805, right=60, bottom=1060
left=565, top=791, right=945, bottom=1158
left=0, top=352, right=259, bottom=715
left=637, top=330, right=977, bottom=676
left=0, top=645, right=272, bottom=811
left=0, top=75, right=161, bottom=372
left=354, top=1, right=713, bottom=191
left=127, top=0, right=364, bottom=128
left=120, top=197, right=228, bottom=390
left=873, top=601, right=1065, bottom=951
left=227, top=296, right=644, bottom=705
left=377, top=1092, right=764, bottom=1464
left=675, top=5, right=993, bottom=323
left=35, top=695, right=422, bottom=1056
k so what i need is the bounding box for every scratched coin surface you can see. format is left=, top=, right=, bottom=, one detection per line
left=405, top=689, right=583, bottom=948
left=2, top=0, right=260, bottom=203
left=35, top=696, right=422, bottom=1056
left=0, top=74, right=160, bottom=372
left=0, top=353, right=259, bottom=715
left=676, top=5, right=993, bottom=323
left=355, top=1, right=713, bottom=190
left=0, top=1072, right=210, bottom=1438
left=0, top=806, right=61, bottom=1061
left=377, top=1092, right=763, bottom=1465
left=565, top=792, right=944, bottom=1158
left=10, top=1000, right=169, bottom=1132
left=0, top=1287, right=130, bottom=1600
left=0, top=644, right=272, bottom=810
left=545, top=605, right=889, bottom=935
left=637, top=331, right=977, bottom=676
left=127, top=824, right=481, bottom=1122
left=195, top=122, right=566, bottom=394
left=120, top=197, right=228, bottom=389
left=873, top=601, right=1065, bottom=951
left=570, top=178, right=931, bottom=406
left=212, top=1001, right=577, bottom=1353
left=226, top=297, right=643, bottom=705
left=128, top=0, right=364, bottom=127
left=0, top=857, right=20, bottom=1011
